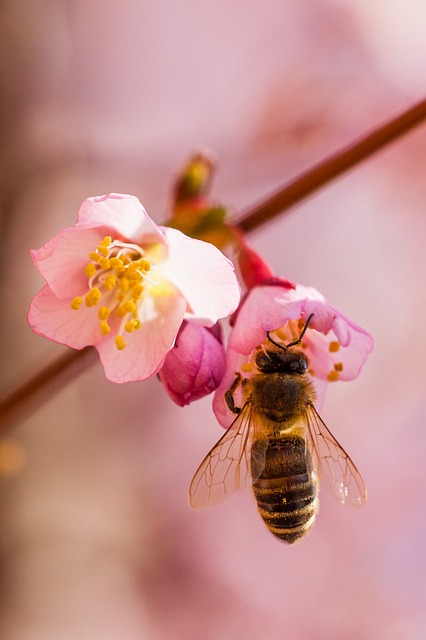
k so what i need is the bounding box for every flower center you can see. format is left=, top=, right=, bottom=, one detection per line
left=70, top=236, right=158, bottom=350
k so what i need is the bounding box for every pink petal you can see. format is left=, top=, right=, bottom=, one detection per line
left=212, top=346, right=243, bottom=429
left=28, top=285, right=107, bottom=349
left=300, top=318, right=373, bottom=382
left=229, top=286, right=304, bottom=354
left=159, top=227, right=240, bottom=324
left=76, top=194, right=166, bottom=244
left=31, top=226, right=103, bottom=299
left=159, top=322, right=226, bottom=406
left=237, top=239, right=274, bottom=288
left=96, top=295, right=187, bottom=383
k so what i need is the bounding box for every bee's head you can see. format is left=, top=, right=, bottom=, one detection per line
left=256, top=313, right=314, bottom=375
left=256, top=348, right=308, bottom=375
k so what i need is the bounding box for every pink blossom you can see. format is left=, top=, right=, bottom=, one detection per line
left=213, top=280, right=373, bottom=428
left=158, top=321, right=226, bottom=406
left=236, top=236, right=274, bottom=289
left=28, top=194, right=240, bottom=383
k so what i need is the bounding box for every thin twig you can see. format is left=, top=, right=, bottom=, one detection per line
left=237, top=98, right=426, bottom=232
left=2, top=98, right=426, bottom=429
left=0, top=348, right=96, bottom=427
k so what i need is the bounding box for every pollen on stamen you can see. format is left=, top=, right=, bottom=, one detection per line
left=140, top=259, right=151, bottom=272
left=115, top=335, right=127, bottom=350
left=85, top=287, right=102, bottom=307
left=98, top=306, right=111, bottom=320
left=100, top=320, right=111, bottom=335
left=125, top=319, right=139, bottom=333
left=104, top=275, right=117, bottom=290
left=70, top=296, right=83, bottom=310
left=308, top=368, right=315, bottom=377
left=132, top=284, right=144, bottom=299
left=242, top=362, right=254, bottom=373
left=120, top=277, right=130, bottom=291
left=327, top=370, right=339, bottom=382
left=334, top=362, right=344, bottom=372
left=97, top=244, right=109, bottom=257
left=329, top=341, right=340, bottom=352
left=98, top=257, right=111, bottom=270
left=84, top=263, right=97, bottom=277
left=110, top=257, right=125, bottom=271
left=116, top=300, right=136, bottom=317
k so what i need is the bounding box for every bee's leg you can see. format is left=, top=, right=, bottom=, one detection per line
left=225, top=372, right=242, bottom=414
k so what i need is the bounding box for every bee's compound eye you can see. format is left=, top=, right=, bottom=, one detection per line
left=256, top=352, right=271, bottom=370
left=299, top=358, right=308, bottom=372
left=289, top=354, right=308, bottom=374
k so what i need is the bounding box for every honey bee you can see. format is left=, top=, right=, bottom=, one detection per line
left=189, top=313, right=367, bottom=544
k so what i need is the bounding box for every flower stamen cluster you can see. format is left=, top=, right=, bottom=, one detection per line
left=69, top=235, right=160, bottom=350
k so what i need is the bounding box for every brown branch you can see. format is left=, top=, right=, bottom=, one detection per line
left=0, top=348, right=96, bottom=427
left=2, top=98, right=426, bottom=430
left=237, top=98, right=426, bottom=232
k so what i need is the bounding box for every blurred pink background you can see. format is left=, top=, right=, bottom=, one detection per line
left=1, top=2, right=426, bottom=638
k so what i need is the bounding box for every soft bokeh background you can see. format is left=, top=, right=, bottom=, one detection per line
left=1, top=1, right=426, bottom=638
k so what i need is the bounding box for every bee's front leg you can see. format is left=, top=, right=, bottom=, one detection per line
left=225, top=372, right=243, bottom=414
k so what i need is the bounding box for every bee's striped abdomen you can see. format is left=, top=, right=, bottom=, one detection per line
left=251, top=435, right=318, bottom=544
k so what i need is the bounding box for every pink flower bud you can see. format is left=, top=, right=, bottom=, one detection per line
left=159, top=321, right=226, bottom=406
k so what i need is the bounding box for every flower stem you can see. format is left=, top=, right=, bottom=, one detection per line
left=2, top=98, right=426, bottom=430
left=237, top=97, right=426, bottom=232
left=0, top=348, right=96, bottom=427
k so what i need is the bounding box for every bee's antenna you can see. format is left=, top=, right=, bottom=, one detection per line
left=286, top=313, right=315, bottom=348
left=266, top=331, right=285, bottom=350
left=267, top=313, right=315, bottom=350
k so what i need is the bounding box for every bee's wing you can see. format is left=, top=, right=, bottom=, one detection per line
left=189, top=403, right=266, bottom=509
left=305, top=403, right=367, bottom=507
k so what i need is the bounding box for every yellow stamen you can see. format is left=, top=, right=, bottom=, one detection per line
left=110, top=257, right=125, bottom=271
left=308, top=368, right=315, bottom=377
left=334, top=362, right=344, bottom=372
left=104, top=275, right=117, bottom=290
left=116, top=300, right=136, bottom=317
left=140, top=259, right=151, bottom=271
left=97, top=246, right=109, bottom=257
left=98, top=257, right=111, bottom=270
left=85, top=287, right=102, bottom=307
left=120, top=276, right=130, bottom=291
left=98, top=306, right=111, bottom=320
left=84, top=263, right=97, bottom=277
left=70, top=296, right=83, bottom=310
left=125, top=319, right=138, bottom=333
left=327, top=370, right=339, bottom=382
left=132, top=284, right=144, bottom=299
left=100, top=320, right=111, bottom=335
left=329, top=341, right=340, bottom=352
left=115, top=335, right=126, bottom=350
left=242, top=362, right=253, bottom=373
left=121, top=300, right=136, bottom=314
left=74, top=237, right=157, bottom=349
